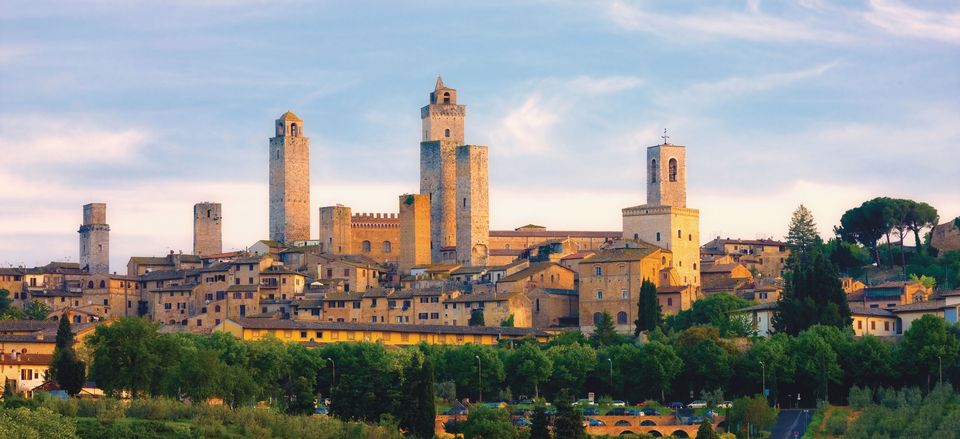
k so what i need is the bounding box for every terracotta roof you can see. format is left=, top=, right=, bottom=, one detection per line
left=540, top=288, right=577, bottom=296
left=700, top=263, right=744, bottom=274
left=0, top=353, right=54, bottom=365
left=849, top=306, right=896, bottom=317
left=445, top=291, right=510, bottom=303
left=29, top=290, right=82, bottom=298
left=452, top=266, right=488, bottom=275
left=657, top=285, right=690, bottom=294
left=226, top=317, right=548, bottom=337
left=490, top=230, right=620, bottom=239
left=582, top=246, right=661, bottom=264
left=894, top=301, right=952, bottom=312
left=703, top=277, right=751, bottom=292
left=0, top=268, right=25, bottom=275
left=710, top=238, right=787, bottom=247
left=490, top=249, right=522, bottom=257
left=139, top=269, right=197, bottom=282
left=199, top=262, right=231, bottom=273
left=0, top=320, right=58, bottom=332
left=560, top=251, right=596, bottom=261
left=260, top=266, right=305, bottom=276
left=499, top=262, right=572, bottom=283
left=149, top=283, right=199, bottom=292
left=324, top=292, right=363, bottom=301
left=278, top=111, right=302, bottom=122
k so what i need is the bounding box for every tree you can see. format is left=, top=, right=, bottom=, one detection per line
left=0, top=289, right=11, bottom=317
left=506, top=343, right=552, bottom=398
left=678, top=336, right=732, bottom=398
left=774, top=243, right=851, bottom=336
left=638, top=341, right=682, bottom=402
left=50, top=316, right=85, bottom=396
left=589, top=311, right=623, bottom=347
left=440, top=344, right=505, bottom=403
left=24, top=300, right=50, bottom=320
left=544, top=343, right=596, bottom=399
left=786, top=205, right=819, bottom=256
left=553, top=390, right=586, bottom=439
left=665, top=293, right=755, bottom=337
left=634, top=279, right=661, bottom=336
left=530, top=405, right=550, bottom=439
left=896, top=315, right=960, bottom=388
left=839, top=198, right=894, bottom=267
left=904, top=201, right=939, bottom=252
left=794, top=327, right=843, bottom=402
left=696, top=419, right=720, bottom=439
left=500, top=314, right=515, bottom=327
left=401, top=352, right=436, bottom=439
left=462, top=407, right=517, bottom=439
left=469, top=309, right=485, bottom=326
left=87, top=317, right=165, bottom=397
left=727, top=395, right=776, bottom=437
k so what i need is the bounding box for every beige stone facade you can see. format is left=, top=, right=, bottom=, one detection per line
left=701, top=237, right=790, bottom=279
left=78, top=203, right=109, bottom=275
left=269, top=111, right=311, bottom=244
left=495, top=262, right=576, bottom=294
left=193, top=202, right=222, bottom=256
left=350, top=213, right=398, bottom=263
left=319, top=205, right=353, bottom=255
left=399, top=194, right=431, bottom=273
left=931, top=220, right=960, bottom=252
left=455, top=145, right=489, bottom=266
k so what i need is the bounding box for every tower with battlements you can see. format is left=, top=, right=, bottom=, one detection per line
left=622, top=138, right=701, bottom=297
left=319, top=205, right=353, bottom=254
left=193, top=202, right=222, bottom=256
left=269, top=111, right=311, bottom=244
left=79, top=203, right=109, bottom=274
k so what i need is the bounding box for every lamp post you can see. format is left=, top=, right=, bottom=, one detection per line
left=939, top=354, right=943, bottom=387
left=607, top=358, right=613, bottom=393
left=759, top=360, right=765, bottom=401
left=476, top=355, right=482, bottom=403
left=327, top=357, right=336, bottom=398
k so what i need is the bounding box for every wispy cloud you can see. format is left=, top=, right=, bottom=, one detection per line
left=488, top=94, right=561, bottom=157
left=864, top=0, right=960, bottom=44
left=0, top=117, right=147, bottom=166
left=661, top=61, right=838, bottom=107
left=606, top=0, right=855, bottom=44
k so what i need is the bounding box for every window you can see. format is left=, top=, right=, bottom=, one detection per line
left=164, top=303, right=172, bottom=310
left=621, top=289, right=628, bottom=299
left=656, top=232, right=661, bottom=242
left=668, top=158, right=678, bottom=182
left=352, top=302, right=360, bottom=309
left=884, top=321, right=890, bottom=331
left=871, top=321, right=876, bottom=330
left=678, top=229, right=682, bottom=238
left=300, top=331, right=307, bottom=338
left=87, top=281, right=94, bottom=289
left=315, top=331, right=323, bottom=339
left=593, top=312, right=602, bottom=325
left=431, top=313, right=440, bottom=319
left=382, top=241, right=392, bottom=253
left=362, top=241, right=371, bottom=253
left=650, top=159, right=657, bottom=182
left=443, top=92, right=451, bottom=104
left=290, top=123, right=299, bottom=137
left=597, top=291, right=603, bottom=300
left=617, top=311, right=628, bottom=324
left=857, top=320, right=863, bottom=329
left=594, top=266, right=602, bottom=277
left=667, top=298, right=673, bottom=306
left=371, top=316, right=377, bottom=322
left=284, top=331, right=292, bottom=338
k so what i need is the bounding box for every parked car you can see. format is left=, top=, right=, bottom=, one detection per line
left=581, top=407, right=600, bottom=416
left=512, top=408, right=533, bottom=417
left=687, top=400, right=708, bottom=409
left=611, top=400, right=626, bottom=407
left=686, top=416, right=705, bottom=425
left=585, top=418, right=606, bottom=427
left=667, top=402, right=685, bottom=410
left=604, top=407, right=641, bottom=416
left=573, top=399, right=594, bottom=406
left=717, top=401, right=733, bottom=409
left=314, top=407, right=329, bottom=415
left=513, top=417, right=531, bottom=427
left=641, top=408, right=661, bottom=416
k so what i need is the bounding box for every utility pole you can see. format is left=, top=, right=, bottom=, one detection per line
left=939, top=354, right=943, bottom=387
left=760, top=360, right=765, bottom=401
left=476, top=355, right=482, bottom=403
left=327, top=357, right=336, bottom=399
left=607, top=358, right=613, bottom=394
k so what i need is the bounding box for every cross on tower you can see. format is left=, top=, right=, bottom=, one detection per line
left=661, top=128, right=670, bottom=145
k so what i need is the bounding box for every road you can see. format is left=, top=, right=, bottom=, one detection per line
left=769, top=409, right=813, bottom=439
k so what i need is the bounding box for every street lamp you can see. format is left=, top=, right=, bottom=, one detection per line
left=939, top=354, right=943, bottom=387
left=759, top=360, right=765, bottom=400
left=327, top=357, right=336, bottom=398
left=607, top=358, right=613, bottom=393
left=476, top=355, right=482, bottom=403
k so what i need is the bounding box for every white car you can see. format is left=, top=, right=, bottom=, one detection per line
left=611, top=400, right=626, bottom=407
left=687, top=400, right=708, bottom=409
left=717, top=401, right=733, bottom=409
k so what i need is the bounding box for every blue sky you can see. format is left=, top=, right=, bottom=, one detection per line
left=1, top=0, right=958, bottom=271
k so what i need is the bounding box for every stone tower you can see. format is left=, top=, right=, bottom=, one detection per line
left=269, top=111, right=311, bottom=244
left=399, top=194, right=431, bottom=273
left=455, top=145, right=489, bottom=266
left=319, top=205, right=352, bottom=254
left=79, top=203, right=109, bottom=274
left=421, top=76, right=465, bottom=144
left=193, top=202, right=222, bottom=256
left=421, top=140, right=459, bottom=262
left=622, top=139, right=701, bottom=295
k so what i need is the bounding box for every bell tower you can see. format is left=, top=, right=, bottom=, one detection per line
left=269, top=111, right=311, bottom=244
left=421, top=75, right=465, bottom=144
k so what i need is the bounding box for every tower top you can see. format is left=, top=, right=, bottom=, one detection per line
left=435, top=75, right=445, bottom=90
left=278, top=111, right=302, bottom=122
left=661, top=128, right=670, bottom=145
left=429, top=76, right=457, bottom=105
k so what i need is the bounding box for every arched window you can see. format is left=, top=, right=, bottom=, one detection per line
left=593, top=312, right=602, bottom=325
left=290, top=123, right=299, bottom=137
left=617, top=311, right=628, bottom=324
left=382, top=241, right=392, bottom=253
left=661, top=256, right=666, bottom=264
left=87, top=281, right=94, bottom=289
left=99, top=280, right=105, bottom=288
left=650, top=159, right=658, bottom=183
left=277, top=122, right=283, bottom=136
left=361, top=241, right=371, bottom=253
left=668, top=158, right=678, bottom=182
left=215, top=305, right=221, bottom=313
left=445, top=128, right=451, bottom=138
left=443, top=92, right=451, bottom=104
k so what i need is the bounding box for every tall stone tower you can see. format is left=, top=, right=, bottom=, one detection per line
left=319, top=205, right=352, bottom=254
left=269, top=111, right=311, bottom=244
left=399, top=194, right=431, bottom=273
left=421, top=77, right=466, bottom=262
left=193, top=202, right=222, bottom=256
left=622, top=138, right=701, bottom=295
left=455, top=145, right=489, bottom=266
left=79, top=203, right=109, bottom=274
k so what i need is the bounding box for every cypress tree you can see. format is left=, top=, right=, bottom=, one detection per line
left=634, top=279, right=661, bottom=336
left=401, top=353, right=436, bottom=438
left=696, top=419, right=719, bottom=439
left=590, top=311, right=622, bottom=347
left=50, top=315, right=86, bottom=396
left=553, top=389, right=585, bottom=439
left=530, top=405, right=550, bottom=439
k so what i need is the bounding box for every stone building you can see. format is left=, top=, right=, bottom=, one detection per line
left=193, top=202, right=222, bottom=256
left=269, top=111, right=311, bottom=244
left=622, top=138, right=701, bottom=297
left=399, top=194, right=431, bottom=273
left=78, top=203, right=109, bottom=274
left=319, top=205, right=353, bottom=255
left=455, top=145, right=489, bottom=266
left=931, top=219, right=960, bottom=252
left=701, top=237, right=790, bottom=279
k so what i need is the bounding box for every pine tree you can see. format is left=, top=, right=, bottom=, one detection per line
left=530, top=405, right=550, bottom=439
left=469, top=309, right=485, bottom=326
left=786, top=205, right=820, bottom=256
left=589, top=312, right=622, bottom=347
left=401, top=353, right=436, bottom=439
left=634, top=279, right=661, bottom=336
left=553, top=390, right=585, bottom=439
left=50, top=315, right=86, bottom=396
left=774, top=244, right=852, bottom=336
left=696, top=419, right=719, bottom=439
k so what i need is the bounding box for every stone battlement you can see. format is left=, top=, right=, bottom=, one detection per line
left=351, top=213, right=400, bottom=228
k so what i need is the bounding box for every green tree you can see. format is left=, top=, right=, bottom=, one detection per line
left=786, top=205, right=820, bottom=255
left=401, top=352, right=435, bottom=439
left=727, top=395, right=776, bottom=437
left=665, top=293, right=755, bottom=337
left=794, top=327, right=843, bottom=402
left=462, top=407, right=517, bottom=439
left=469, top=309, right=485, bottom=326
left=677, top=334, right=732, bottom=398
left=544, top=343, right=596, bottom=398
left=825, top=238, right=870, bottom=276
left=440, top=344, right=505, bottom=403
left=904, top=201, right=939, bottom=252
left=774, top=243, right=852, bottom=336
left=506, top=343, right=552, bottom=398
left=24, top=300, right=50, bottom=320
left=589, top=311, right=623, bottom=347
left=500, top=314, right=515, bottom=327
left=88, top=317, right=165, bottom=397
left=634, top=279, right=661, bottom=336
left=552, top=390, right=586, bottom=439
left=638, top=341, right=682, bottom=402
left=735, top=334, right=795, bottom=404
left=50, top=316, right=86, bottom=396
left=696, top=419, right=720, bottom=439
left=896, top=315, right=960, bottom=388
left=844, top=336, right=896, bottom=389
left=0, top=289, right=11, bottom=317
left=839, top=198, right=894, bottom=267
left=530, top=405, right=550, bottom=439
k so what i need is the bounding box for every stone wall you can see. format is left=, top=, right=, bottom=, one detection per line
left=399, top=194, right=431, bottom=273
left=350, top=213, right=400, bottom=263
left=268, top=118, right=311, bottom=244
left=623, top=205, right=701, bottom=294
left=455, top=145, right=489, bottom=267
left=193, top=202, right=222, bottom=256
left=420, top=140, right=460, bottom=262
left=79, top=203, right=109, bottom=274
left=319, top=205, right=353, bottom=254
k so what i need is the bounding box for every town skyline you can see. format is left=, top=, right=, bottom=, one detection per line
left=2, top=0, right=959, bottom=269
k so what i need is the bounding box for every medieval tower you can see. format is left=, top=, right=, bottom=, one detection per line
left=193, top=202, right=222, bottom=256
left=622, top=137, right=701, bottom=295
left=399, top=194, right=431, bottom=272
left=319, top=205, right=353, bottom=254
left=419, top=77, right=489, bottom=265
left=269, top=111, right=311, bottom=244
left=79, top=202, right=109, bottom=274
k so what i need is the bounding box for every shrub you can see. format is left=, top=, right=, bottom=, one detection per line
left=848, top=386, right=872, bottom=409
left=95, top=398, right=125, bottom=423
left=827, top=410, right=848, bottom=436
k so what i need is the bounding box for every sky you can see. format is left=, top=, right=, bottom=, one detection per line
left=1, top=0, right=958, bottom=272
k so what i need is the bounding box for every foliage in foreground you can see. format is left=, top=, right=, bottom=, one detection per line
left=845, top=384, right=960, bottom=439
